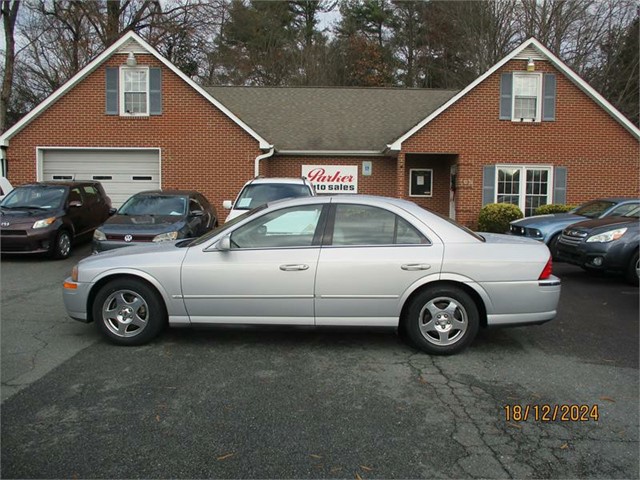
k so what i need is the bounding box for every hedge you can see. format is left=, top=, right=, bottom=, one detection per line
left=534, top=204, right=575, bottom=215
left=477, top=203, right=523, bottom=233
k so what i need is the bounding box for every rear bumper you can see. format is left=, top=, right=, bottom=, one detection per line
left=483, top=275, right=561, bottom=327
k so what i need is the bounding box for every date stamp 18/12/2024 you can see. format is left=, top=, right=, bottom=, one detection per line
left=504, top=404, right=600, bottom=422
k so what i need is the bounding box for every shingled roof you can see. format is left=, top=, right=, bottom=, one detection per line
left=205, top=86, right=458, bottom=152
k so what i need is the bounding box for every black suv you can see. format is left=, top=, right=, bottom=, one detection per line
left=0, top=181, right=113, bottom=259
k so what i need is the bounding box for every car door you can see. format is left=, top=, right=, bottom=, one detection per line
left=314, top=202, right=444, bottom=326
left=65, top=186, right=90, bottom=236
left=181, top=203, right=328, bottom=325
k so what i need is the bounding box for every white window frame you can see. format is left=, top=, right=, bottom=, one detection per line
left=512, top=72, right=543, bottom=123
left=495, top=165, right=553, bottom=216
left=119, top=66, right=149, bottom=116
left=409, top=168, right=433, bottom=197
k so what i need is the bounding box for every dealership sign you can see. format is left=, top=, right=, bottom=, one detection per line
left=302, top=165, right=358, bottom=193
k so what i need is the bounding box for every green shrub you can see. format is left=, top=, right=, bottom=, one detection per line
left=477, top=203, right=523, bottom=233
left=534, top=204, right=575, bottom=215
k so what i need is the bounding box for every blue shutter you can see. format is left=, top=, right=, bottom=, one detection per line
left=543, top=73, right=556, bottom=121
left=149, top=68, right=162, bottom=115
left=499, top=73, right=512, bottom=120
left=105, top=67, right=119, bottom=115
left=482, top=166, right=496, bottom=205
left=553, top=167, right=567, bottom=204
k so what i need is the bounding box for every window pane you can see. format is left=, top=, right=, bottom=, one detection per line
left=409, top=169, right=432, bottom=196
left=125, top=92, right=147, bottom=113
left=231, top=205, right=322, bottom=248
left=396, top=217, right=428, bottom=244
left=524, top=168, right=550, bottom=216
left=333, top=204, right=395, bottom=245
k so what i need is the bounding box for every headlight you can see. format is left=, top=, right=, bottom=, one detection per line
left=93, top=229, right=106, bottom=241
left=152, top=231, right=179, bottom=243
left=33, top=217, right=56, bottom=229
left=71, top=264, right=78, bottom=282
left=586, top=227, right=627, bottom=243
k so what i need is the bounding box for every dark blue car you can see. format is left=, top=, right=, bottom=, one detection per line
left=556, top=206, right=639, bottom=285
left=509, top=198, right=639, bottom=258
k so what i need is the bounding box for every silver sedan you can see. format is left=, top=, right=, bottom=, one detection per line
left=63, top=195, right=561, bottom=355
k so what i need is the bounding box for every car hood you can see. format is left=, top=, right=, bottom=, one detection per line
left=100, top=214, right=186, bottom=234
left=511, top=213, right=585, bottom=228
left=565, top=215, right=639, bottom=233
left=0, top=207, right=62, bottom=225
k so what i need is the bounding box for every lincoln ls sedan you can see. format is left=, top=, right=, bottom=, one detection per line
left=63, top=195, right=561, bottom=355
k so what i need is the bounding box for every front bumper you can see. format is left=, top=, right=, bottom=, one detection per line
left=0, top=226, right=57, bottom=254
left=62, top=277, right=92, bottom=322
left=556, top=242, right=627, bottom=272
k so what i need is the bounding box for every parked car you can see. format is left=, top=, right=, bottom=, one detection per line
left=63, top=195, right=560, bottom=355
left=0, top=181, right=112, bottom=259
left=556, top=206, right=639, bottom=285
left=92, top=190, right=217, bottom=253
left=223, top=177, right=315, bottom=222
left=509, top=198, right=639, bottom=258
left=0, top=176, right=13, bottom=200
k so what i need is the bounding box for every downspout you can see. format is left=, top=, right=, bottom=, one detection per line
left=254, top=147, right=275, bottom=177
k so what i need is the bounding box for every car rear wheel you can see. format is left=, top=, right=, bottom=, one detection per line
left=402, top=285, right=479, bottom=355
left=93, top=278, right=167, bottom=346
left=50, top=230, right=71, bottom=259
left=626, top=251, right=639, bottom=286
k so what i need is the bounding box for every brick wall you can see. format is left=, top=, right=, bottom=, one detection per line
left=401, top=59, right=640, bottom=227
left=5, top=54, right=262, bottom=214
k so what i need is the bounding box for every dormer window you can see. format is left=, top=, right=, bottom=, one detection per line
left=120, top=67, right=149, bottom=116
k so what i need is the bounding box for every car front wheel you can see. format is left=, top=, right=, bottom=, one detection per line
left=50, top=230, right=72, bottom=259
left=93, top=278, right=167, bottom=346
left=402, top=285, right=480, bottom=355
left=626, top=251, right=639, bottom=286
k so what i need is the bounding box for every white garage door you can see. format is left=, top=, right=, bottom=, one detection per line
left=42, top=149, right=160, bottom=207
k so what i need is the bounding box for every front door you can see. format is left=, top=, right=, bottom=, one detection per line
left=181, top=204, right=327, bottom=324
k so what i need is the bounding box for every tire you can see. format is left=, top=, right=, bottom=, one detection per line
left=625, top=251, right=639, bottom=286
left=93, top=278, right=167, bottom=346
left=402, top=285, right=480, bottom=355
left=548, top=233, right=560, bottom=261
left=50, top=230, right=72, bottom=259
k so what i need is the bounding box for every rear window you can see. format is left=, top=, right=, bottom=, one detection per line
left=235, top=184, right=312, bottom=210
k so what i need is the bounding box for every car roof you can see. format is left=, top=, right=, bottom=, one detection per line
left=590, top=197, right=638, bottom=203
left=244, top=177, right=310, bottom=186
left=132, top=190, right=197, bottom=197
left=19, top=181, right=98, bottom=188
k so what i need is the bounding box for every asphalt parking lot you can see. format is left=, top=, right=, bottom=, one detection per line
left=1, top=244, right=638, bottom=479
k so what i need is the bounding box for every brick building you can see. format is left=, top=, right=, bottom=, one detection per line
left=1, top=32, right=638, bottom=227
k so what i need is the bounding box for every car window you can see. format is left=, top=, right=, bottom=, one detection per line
left=119, top=195, right=186, bottom=216
left=235, top=184, right=312, bottom=210
left=68, top=187, right=83, bottom=205
left=231, top=205, right=323, bottom=249
left=82, top=185, right=99, bottom=204
left=189, top=199, right=203, bottom=213
left=623, top=206, right=640, bottom=218
left=607, top=202, right=638, bottom=217
left=331, top=204, right=428, bottom=246
left=0, top=185, right=67, bottom=210
left=572, top=200, right=615, bottom=218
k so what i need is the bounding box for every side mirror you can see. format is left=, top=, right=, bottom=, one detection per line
left=216, top=235, right=231, bottom=251
left=69, top=200, right=82, bottom=208
left=222, top=200, right=233, bottom=210
left=190, top=209, right=204, bottom=217
left=109, top=208, right=117, bottom=216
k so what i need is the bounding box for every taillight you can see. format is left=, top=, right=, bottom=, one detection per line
left=539, top=256, right=553, bottom=280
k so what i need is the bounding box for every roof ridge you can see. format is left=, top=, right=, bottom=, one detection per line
left=205, top=85, right=459, bottom=93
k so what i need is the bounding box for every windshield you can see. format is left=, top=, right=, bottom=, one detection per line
left=234, top=183, right=312, bottom=210
left=572, top=200, right=615, bottom=219
left=0, top=185, right=66, bottom=210
left=189, top=204, right=268, bottom=247
left=607, top=202, right=639, bottom=217
left=119, top=195, right=186, bottom=216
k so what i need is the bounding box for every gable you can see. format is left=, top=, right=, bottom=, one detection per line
left=388, top=38, right=640, bottom=151
left=0, top=32, right=271, bottom=149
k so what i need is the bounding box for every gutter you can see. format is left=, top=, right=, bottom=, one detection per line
left=254, top=147, right=275, bottom=177
left=276, top=150, right=386, bottom=157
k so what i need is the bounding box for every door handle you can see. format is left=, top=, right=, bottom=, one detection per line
left=401, top=264, right=431, bottom=271
left=279, top=264, right=310, bottom=271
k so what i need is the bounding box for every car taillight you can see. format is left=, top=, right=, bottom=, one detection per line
left=539, top=257, right=553, bottom=280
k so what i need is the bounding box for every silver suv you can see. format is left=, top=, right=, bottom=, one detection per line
left=222, top=177, right=315, bottom=222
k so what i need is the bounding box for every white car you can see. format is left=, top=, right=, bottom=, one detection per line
left=62, top=195, right=561, bottom=355
left=223, top=177, right=315, bottom=222
left=0, top=176, right=13, bottom=200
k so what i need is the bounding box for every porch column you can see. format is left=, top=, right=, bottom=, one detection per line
left=396, top=152, right=406, bottom=199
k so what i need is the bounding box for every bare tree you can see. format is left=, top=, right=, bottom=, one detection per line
left=1, top=0, right=20, bottom=132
